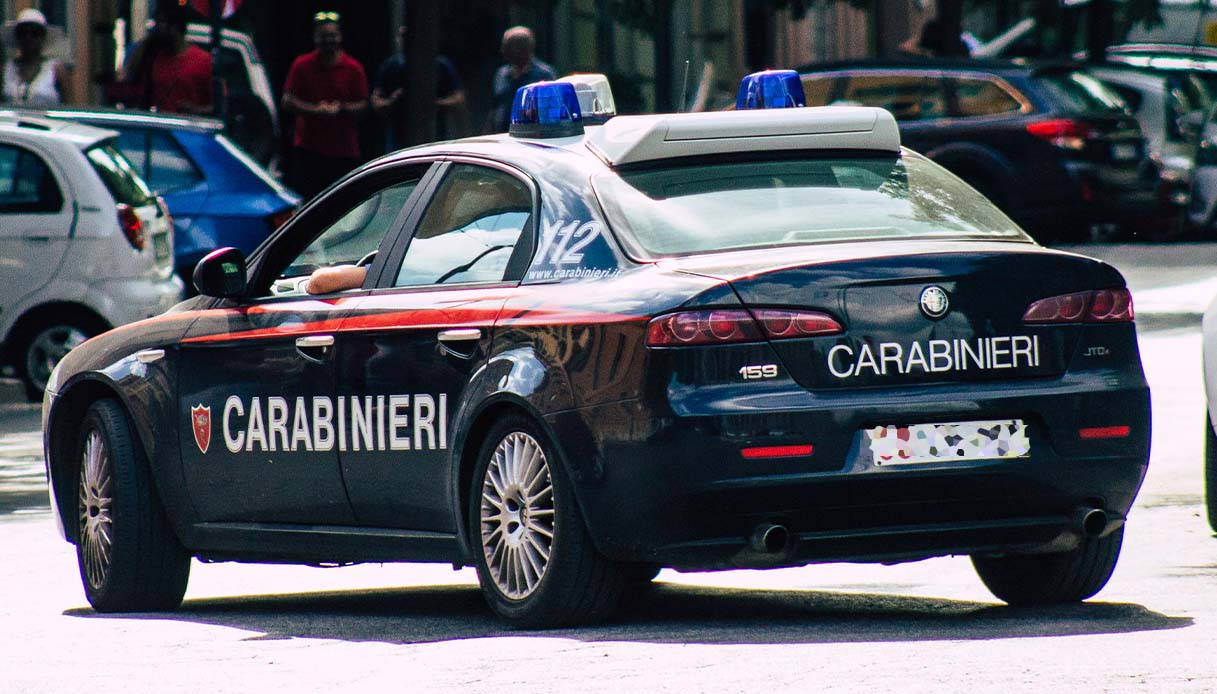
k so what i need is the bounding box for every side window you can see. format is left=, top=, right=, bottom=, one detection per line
left=114, top=129, right=203, bottom=193
left=840, top=74, right=946, bottom=121
left=268, top=177, right=422, bottom=296
left=950, top=77, right=1024, bottom=118
left=0, top=144, right=64, bottom=213
left=395, top=164, right=532, bottom=287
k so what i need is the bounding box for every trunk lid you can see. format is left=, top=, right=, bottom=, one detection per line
left=661, top=241, right=1123, bottom=390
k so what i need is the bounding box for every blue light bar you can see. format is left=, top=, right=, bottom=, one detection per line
left=509, top=81, right=584, bottom=138
left=736, top=70, right=806, bottom=110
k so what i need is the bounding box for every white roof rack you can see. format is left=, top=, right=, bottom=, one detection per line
left=584, top=106, right=900, bottom=166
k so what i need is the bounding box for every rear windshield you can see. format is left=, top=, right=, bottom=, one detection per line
left=84, top=143, right=154, bottom=206
left=1033, top=72, right=1127, bottom=114
left=592, top=153, right=1028, bottom=259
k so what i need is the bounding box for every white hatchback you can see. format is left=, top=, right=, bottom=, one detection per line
left=0, top=115, right=182, bottom=399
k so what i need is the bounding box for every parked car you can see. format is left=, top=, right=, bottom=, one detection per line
left=799, top=59, right=1165, bottom=241
left=6, top=107, right=299, bottom=286
left=1085, top=45, right=1217, bottom=234
left=184, top=23, right=280, bottom=168
left=0, top=114, right=181, bottom=399
left=43, top=77, right=1150, bottom=627
left=1084, top=63, right=1212, bottom=229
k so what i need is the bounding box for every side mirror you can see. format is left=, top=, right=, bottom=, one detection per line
left=193, top=247, right=248, bottom=299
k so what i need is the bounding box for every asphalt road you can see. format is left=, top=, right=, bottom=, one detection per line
left=2, top=243, right=1217, bottom=693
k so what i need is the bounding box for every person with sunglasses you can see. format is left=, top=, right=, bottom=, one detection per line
left=2, top=9, right=67, bottom=106
left=282, top=10, right=369, bottom=199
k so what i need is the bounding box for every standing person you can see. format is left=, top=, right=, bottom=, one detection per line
left=2, top=9, right=68, bottom=106
left=486, top=26, right=556, bottom=134
left=372, top=25, right=466, bottom=152
left=282, top=11, right=369, bottom=200
left=118, top=2, right=212, bottom=114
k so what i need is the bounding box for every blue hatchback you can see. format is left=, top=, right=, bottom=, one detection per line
left=12, top=108, right=299, bottom=284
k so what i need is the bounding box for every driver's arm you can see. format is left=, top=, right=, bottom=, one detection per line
left=305, top=265, right=368, bottom=295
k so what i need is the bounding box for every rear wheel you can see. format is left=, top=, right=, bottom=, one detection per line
left=18, top=319, right=96, bottom=401
left=469, top=415, right=623, bottom=628
left=971, top=527, right=1123, bottom=605
left=1205, top=413, right=1217, bottom=532
left=76, top=399, right=190, bottom=612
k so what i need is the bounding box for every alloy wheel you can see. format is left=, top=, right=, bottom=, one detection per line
left=479, top=431, right=555, bottom=599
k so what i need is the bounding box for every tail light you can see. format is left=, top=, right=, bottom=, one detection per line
left=117, top=203, right=146, bottom=251
left=1026, top=119, right=1092, bottom=150
left=267, top=206, right=296, bottom=232
left=646, top=308, right=842, bottom=346
left=1023, top=289, right=1133, bottom=323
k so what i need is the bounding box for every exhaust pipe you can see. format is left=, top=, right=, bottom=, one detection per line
left=1074, top=507, right=1108, bottom=538
left=751, top=523, right=789, bottom=553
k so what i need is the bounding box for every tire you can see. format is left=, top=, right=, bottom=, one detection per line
left=76, top=399, right=190, bottom=612
left=18, top=320, right=95, bottom=401
left=469, top=415, right=623, bottom=628
left=971, top=527, right=1123, bottom=605
left=1205, top=412, right=1217, bottom=533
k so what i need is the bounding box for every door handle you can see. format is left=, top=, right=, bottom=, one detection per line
left=437, top=328, right=482, bottom=343
left=295, top=335, right=335, bottom=349
left=295, top=334, right=334, bottom=363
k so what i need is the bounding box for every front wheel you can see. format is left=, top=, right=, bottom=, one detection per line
left=76, top=399, right=190, bottom=612
left=1205, top=412, right=1217, bottom=533
left=971, top=527, right=1123, bottom=605
left=469, top=415, right=623, bottom=628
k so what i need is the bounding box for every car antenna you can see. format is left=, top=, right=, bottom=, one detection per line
left=679, top=60, right=691, bottom=112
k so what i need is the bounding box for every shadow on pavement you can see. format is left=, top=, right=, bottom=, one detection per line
left=65, top=581, right=1191, bottom=645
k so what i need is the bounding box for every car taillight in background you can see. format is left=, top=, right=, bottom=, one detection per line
left=1023, top=289, right=1134, bottom=323
left=646, top=308, right=843, bottom=346
left=1026, top=119, right=1093, bottom=150
left=267, top=207, right=296, bottom=232
left=117, top=203, right=146, bottom=251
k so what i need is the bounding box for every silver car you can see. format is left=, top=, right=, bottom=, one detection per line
left=0, top=114, right=182, bottom=399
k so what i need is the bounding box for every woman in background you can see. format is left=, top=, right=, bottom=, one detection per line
left=2, top=8, right=67, bottom=106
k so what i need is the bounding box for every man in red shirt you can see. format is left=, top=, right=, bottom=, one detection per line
left=120, top=3, right=213, bottom=115
left=282, top=11, right=369, bottom=200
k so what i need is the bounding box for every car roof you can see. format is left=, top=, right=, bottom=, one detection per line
left=370, top=106, right=902, bottom=172
left=2, top=106, right=225, bottom=133
left=797, top=57, right=1078, bottom=78
left=0, top=113, right=117, bottom=149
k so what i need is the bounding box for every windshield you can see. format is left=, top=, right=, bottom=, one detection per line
left=85, top=143, right=154, bottom=207
left=591, top=153, right=1028, bottom=259
left=1033, top=72, right=1128, bottom=114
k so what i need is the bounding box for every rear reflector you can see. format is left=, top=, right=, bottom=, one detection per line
left=1078, top=426, right=1130, bottom=440
left=1024, top=289, right=1133, bottom=323
left=740, top=444, right=814, bottom=459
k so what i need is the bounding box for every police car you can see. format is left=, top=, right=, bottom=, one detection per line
left=44, top=71, right=1151, bottom=628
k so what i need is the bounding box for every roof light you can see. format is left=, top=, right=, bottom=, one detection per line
left=509, top=81, right=584, bottom=139
left=736, top=69, right=806, bottom=110
left=556, top=73, right=616, bottom=124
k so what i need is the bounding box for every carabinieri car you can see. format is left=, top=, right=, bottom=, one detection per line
left=43, top=73, right=1151, bottom=628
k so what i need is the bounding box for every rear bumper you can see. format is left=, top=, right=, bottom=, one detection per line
left=551, top=372, right=1150, bottom=570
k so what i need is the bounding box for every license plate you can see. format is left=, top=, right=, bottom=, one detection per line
left=153, top=233, right=170, bottom=261
left=863, top=419, right=1030, bottom=466
left=1111, top=143, right=1139, bottom=161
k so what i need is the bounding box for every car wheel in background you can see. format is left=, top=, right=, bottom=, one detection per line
left=17, top=318, right=99, bottom=401
left=75, top=399, right=190, bottom=612
left=1205, top=413, right=1217, bottom=533
left=470, top=415, right=623, bottom=628
left=971, top=527, right=1123, bottom=605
